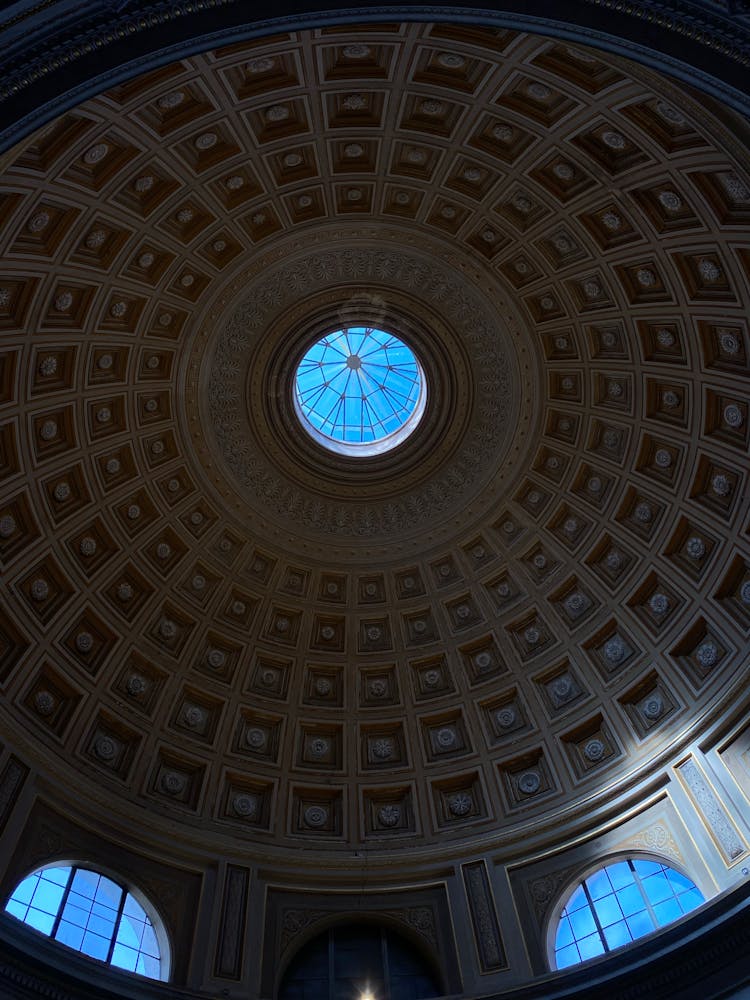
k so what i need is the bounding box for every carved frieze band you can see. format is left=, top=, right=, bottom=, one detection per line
left=0, top=757, right=28, bottom=833
left=678, top=758, right=746, bottom=863
left=462, top=861, right=506, bottom=972
left=214, top=865, right=250, bottom=980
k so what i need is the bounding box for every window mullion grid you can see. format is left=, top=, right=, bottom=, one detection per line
left=628, top=860, right=661, bottom=927
left=581, top=877, right=610, bottom=955
left=50, top=867, right=76, bottom=940
left=105, top=887, right=128, bottom=964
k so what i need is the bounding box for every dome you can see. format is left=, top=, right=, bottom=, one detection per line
left=0, top=9, right=748, bottom=1000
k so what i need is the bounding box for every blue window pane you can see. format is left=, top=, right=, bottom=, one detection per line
left=577, top=932, right=606, bottom=960
left=569, top=906, right=597, bottom=938
left=122, top=893, right=147, bottom=921
left=606, top=862, right=636, bottom=891
left=11, top=875, right=38, bottom=907
left=111, top=943, right=139, bottom=972
left=616, top=884, right=646, bottom=917
left=42, top=867, right=72, bottom=887
left=555, top=917, right=574, bottom=949
left=24, top=908, right=56, bottom=935
left=88, top=912, right=116, bottom=939
left=678, top=888, right=704, bottom=912
left=666, top=870, right=694, bottom=893
left=653, top=897, right=683, bottom=926
left=586, top=869, right=614, bottom=900
left=641, top=872, right=673, bottom=906
left=137, top=953, right=162, bottom=979
left=593, top=894, right=623, bottom=928
left=71, top=869, right=100, bottom=899
left=603, top=920, right=632, bottom=950
left=632, top=859, right=662, bottom=878
left=61, top=902, right=91, bottom=929
left=81, top=931, right=111, bottom=961
left=92, top=900, right=119, bottom=921
left=66, top=890, right=95, bottom=913
left=94, top=877, right=122, bottom=910
left=564, top=885, right=588, bottom=914
left=140, top=923, right=159, bottom=958
left=555, top=943, right=581, bottom=969
left=31, top=879, right=66, bottom=916
left=5, top=899, right=28, bottom=921
left=56, top=921, right=85, bottom=950
left=625, top=910, right=654, bottom=938
left=116, top=914, right=143, bottom=949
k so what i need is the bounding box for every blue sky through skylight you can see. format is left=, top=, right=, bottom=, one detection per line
left=295, top=327, right=422, bottom=448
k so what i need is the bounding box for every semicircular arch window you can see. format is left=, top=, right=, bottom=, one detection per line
left=293, top=327, right=426, bottom=457
left=553, top=857, right=704, bottom=970
left=4, top=863, right=168, bottom=981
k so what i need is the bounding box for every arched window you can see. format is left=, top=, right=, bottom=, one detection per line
left=4, top=864, right=169, bottom=981
left=553, top=857, right=704, bottom=969
left=278, top=922, right=441, bottom=1000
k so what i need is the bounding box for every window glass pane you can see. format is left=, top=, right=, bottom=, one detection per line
left=563, top=885, right=587, bottom=914
left=586, top=869, right=613, bottom=900
left=92, top=900, right=119, bottom=921
left=5, top=899, right=28, bottom=921
left=81, top=930, right=111, bottom=961
left=24, top=908, right=56, bottom=935
left=625, top=910, right=654, bottom=938
left=569, top=906, right=597, bottom=938
left=653, top=897, right=683, bottom=926
left=678, top=888, right=704, bottom=912
left=122, top=894, right=147, bottom=921
left=41, top=867, right=72, bottom=887
left=593, top=894, right=623, bottom=928
left=111, top=942, right=139, bottom=972
left=641, top=872, right=673, bottom=906
left=11, top=875, right=39, bottom=907
left=71, top=869, right=100, bottom=900
left=31, top=878, right=66, bottom=916
left=116, top=914, right=143, bottom=949
left=606, top=862, right=636, bottom=891
left=602, top=919, right=632, bottom=950
left=295, top=328, right=424, bottom=453
left=555, top=943, right=581, bottom=969
left=666, top=870, right=694, bottom=893
left=555, top=917, right=574, bottom=949
left=140, top=923, right=160, bottom=958
left=87, top=912, right=116, bottom=939
left=632, top=859, right=662, bottom=878
left=61, top=902, right=91, bottom=929
left=137, top=953, right=162, bottom=979
left=577, top=932, right=605, bottom=960
left=616, top=884, right=646, bottom=917
left=94, top=876, right=122, bottom=910
left=56, top=921, right=85, bottom=950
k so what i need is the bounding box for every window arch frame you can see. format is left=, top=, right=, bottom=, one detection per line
left=545, top=851, right=708, bottom=972
left=3, top=858, right=172, bottom=983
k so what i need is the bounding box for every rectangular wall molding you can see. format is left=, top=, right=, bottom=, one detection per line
left=214, top=864, right=250, bottom=980
left=462, top=860, right=506, bottom=972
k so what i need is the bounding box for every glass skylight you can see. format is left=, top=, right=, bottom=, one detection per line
left=294, top=327, right=426, bottom=456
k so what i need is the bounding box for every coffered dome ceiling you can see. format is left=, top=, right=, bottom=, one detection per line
left=0, top=22, right=749, bottom=861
